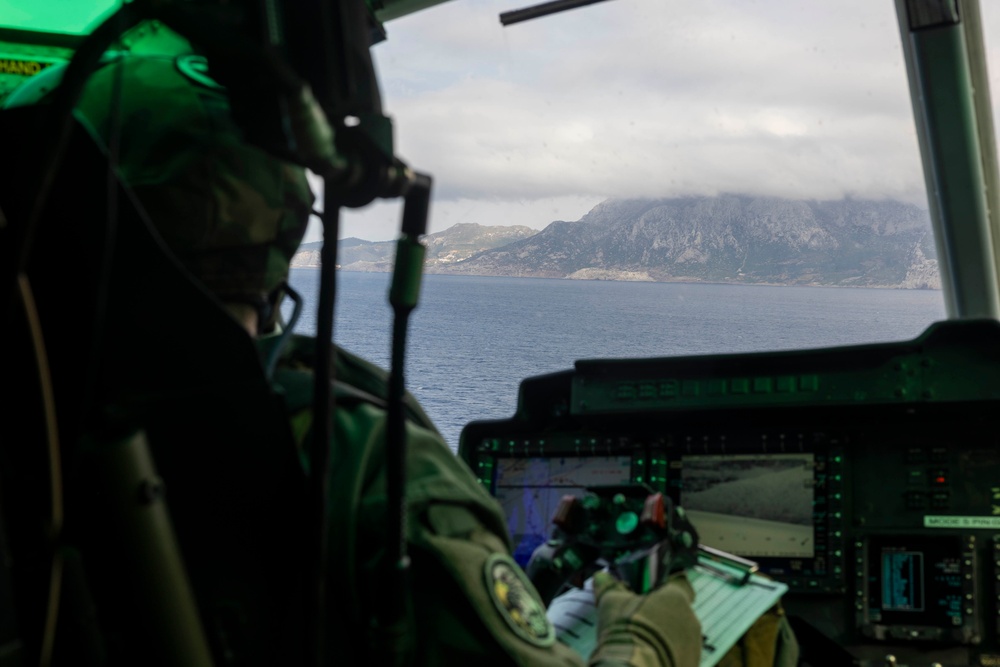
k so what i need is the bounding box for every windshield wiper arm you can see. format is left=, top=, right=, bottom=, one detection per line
left=500, top=0, right=615, bottom=26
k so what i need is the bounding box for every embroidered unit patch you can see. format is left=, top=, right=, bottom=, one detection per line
left=175, top=55, right=224, bottom=91
left=484, top=553, right=555, bottom=647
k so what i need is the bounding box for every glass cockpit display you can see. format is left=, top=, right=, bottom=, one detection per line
left=493, top=455, right=633, bottom=565
left=679, top=453, right=815, bottom=559
left=858, top=534, right=980, bottom=644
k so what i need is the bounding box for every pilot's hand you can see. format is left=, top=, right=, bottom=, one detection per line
left=588, top=571, right=701, bottom=667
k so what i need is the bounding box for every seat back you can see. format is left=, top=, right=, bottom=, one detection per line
left=0, top=105, right=309, bottom=666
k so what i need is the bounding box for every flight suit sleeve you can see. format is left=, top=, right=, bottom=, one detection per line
left=588, top=572, right=701, bottom=667
left=346, top=405, right=706, bottom=667
left=352, top=410, right=585, bottom=666
left=300, top=343, right=702, bottom=667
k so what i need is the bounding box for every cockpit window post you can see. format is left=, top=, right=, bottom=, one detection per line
left=895, top=0, right=1000, bottom=319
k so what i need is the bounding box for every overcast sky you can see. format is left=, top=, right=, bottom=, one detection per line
left=312, top=0, right=1000, bottom=242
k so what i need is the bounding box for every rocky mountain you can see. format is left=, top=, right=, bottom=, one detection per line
left=291, top=222, right=537, bottom=272
left=435, top=196, right=940, bottom=289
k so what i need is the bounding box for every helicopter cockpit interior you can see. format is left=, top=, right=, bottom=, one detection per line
left=2, top=1, right=999, bottom=667
left=456, top=2, right=1000, bottom=666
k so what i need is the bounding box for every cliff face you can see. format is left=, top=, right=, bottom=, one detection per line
left=291, top=196, right=940, bottom=289
left=437, top=196, right=939, bottom=288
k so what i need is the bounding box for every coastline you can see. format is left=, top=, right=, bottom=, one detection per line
left=289, top=262, right=942, bottom=291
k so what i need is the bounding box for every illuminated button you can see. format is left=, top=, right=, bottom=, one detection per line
left=616, top=511, right=639, bottom=535
left=800, top=375, right=819, bottom=392
left=708, top=379, right=727, bottom=396
left=753, top=377, right=772, bottom=393
left=731, top=378, right=749, bottom=394
left=930, top=469, right=949, bottom=485
left=907, top=470, right=924, bottom=486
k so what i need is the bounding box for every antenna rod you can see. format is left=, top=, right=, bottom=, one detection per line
left=500, top=0, right=614, bottom=26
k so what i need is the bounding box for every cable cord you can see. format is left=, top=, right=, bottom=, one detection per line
left=383, top=307, right=413, bottom=609
left=308, top=182, right=338, bottom=667
left=15, top=2, right=144, bottom=277
left=264, top=281, right=303, bottom=380
left=377, top=173, right=431, bottom=660
left=83, top=43, right=127, bottom=420
left=16, top=274, right=63, bottom=667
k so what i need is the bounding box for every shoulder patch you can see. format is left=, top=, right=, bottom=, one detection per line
left=484, top=553, right=555, bottom=648
left=175, top=55, right=224, bottom=90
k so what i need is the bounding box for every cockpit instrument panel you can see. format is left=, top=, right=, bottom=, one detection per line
left=460, top=320, right=1000, bottom=666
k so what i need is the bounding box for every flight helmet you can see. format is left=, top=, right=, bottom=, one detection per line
left=7, top=53, right=315, bottom=329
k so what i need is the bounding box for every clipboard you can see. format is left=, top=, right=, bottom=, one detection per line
left=545, top=550, right=788, bottom=667
left=688, top=556, right=788, bottom=665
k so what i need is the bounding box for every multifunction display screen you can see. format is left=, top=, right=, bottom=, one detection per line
left=680, top=453, right=816, bottom=558
left=865, top=535, right=969, bottom=630
left=481, top=445, right=839, bottom=588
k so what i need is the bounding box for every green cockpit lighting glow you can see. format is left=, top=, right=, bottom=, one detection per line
left=0, top=0, right=122, bottom=35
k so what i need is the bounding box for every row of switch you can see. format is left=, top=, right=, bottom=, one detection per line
left=904, top=490, right=950, bottom=510
left=905, top=445, right=949, bottom=464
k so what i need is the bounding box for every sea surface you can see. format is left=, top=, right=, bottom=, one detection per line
left=286, top=270, right=946, bottom=451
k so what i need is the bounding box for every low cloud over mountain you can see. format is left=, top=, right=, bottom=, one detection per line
left=294, top=196, right=939, bottom=289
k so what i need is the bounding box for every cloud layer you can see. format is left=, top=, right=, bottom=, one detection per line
left=318, top=0, right=1000, bottom=241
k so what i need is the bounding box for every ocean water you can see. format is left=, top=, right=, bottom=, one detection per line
left=286, top=270, right=946, bottom=451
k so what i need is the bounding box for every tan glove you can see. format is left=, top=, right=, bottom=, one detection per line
left=588, top=571, right=701, bottom=667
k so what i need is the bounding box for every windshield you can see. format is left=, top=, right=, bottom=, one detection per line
left=286, top=0, right=953, bottom=447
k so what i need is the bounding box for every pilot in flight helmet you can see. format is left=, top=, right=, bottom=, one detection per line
left=6, top=52, right=315, bottom=331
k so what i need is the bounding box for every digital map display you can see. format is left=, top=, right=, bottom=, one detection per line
left=495, top=456, right=633, bottom=565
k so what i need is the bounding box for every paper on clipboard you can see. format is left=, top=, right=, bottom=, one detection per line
left=689, top=558, right=788, bottom=665
left=546, top=557, right=788, bottom=667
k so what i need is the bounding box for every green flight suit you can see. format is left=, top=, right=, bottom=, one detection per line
left=269, top=335, right=705, bottom=666
left=50, top=50, right=781, bottom=667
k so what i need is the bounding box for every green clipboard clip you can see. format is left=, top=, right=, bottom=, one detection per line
left=696, top=544, right=759, bottom=586
left=689, top=546, right=788, bottom=667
